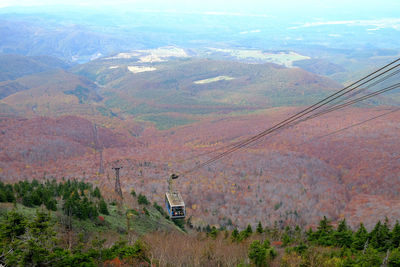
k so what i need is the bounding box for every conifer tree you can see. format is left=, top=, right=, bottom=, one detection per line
left=256, top=221, right=264, bottom=234
left=389, top=248, right=400, bottom=266
left=93, top=187, right=101, bottom=198
left=248, top=239, right=277, bottom=267
left=391, top=221, right=400, bottom=248
left=246, top=224, right=253, bottom=235
left=312, top=216, right=333, bottom=246
left=1, top=210, right=27, bottom=240
left=352, top=223, right=368, bottom=250
left=370, top=219, right=391, bottom=251
left=231, top=229, right=239, bottom=242
left=333, top=219, right=353, bottom=248
left=99, top=198, right=109, bottom=215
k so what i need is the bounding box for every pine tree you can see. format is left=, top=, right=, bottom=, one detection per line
left=1, top=210, right=27, bottom=240
left=256, top=221, right=264, bottom=234
left=370, top=219, right=391, bottom=251
left=306, top=227, right=314, bottom=241
left=282, top=232, right=291, bottom=247
left=99, top=199, right=109, bottom=215
left=391, top=221, right=400, bottom=248
left=248, top=240, right=267, bottom=267
left=355, top=247, right=382, bottom=266
left=138, top=194, right=149, bottom=205
left=231, top=229, right=239, bottom=242
left=248, top=239, right=277, bottom=267
left=389, top=248, right=400, bottom=266
left=352, top=223, right=368, bottom=250
left=5, top=185, right=15, bottom=202
left=44, top=198, right=57, bottom=211
left=294, top=225, right=302, bottom=242
left=22, top=193, right=34, bottom=207
left=93, top=187, right=101, bottom=198
left=333, top=219, right=353, bottom=248
left=312, top=216, right=333, bottom=246
left=246, top=224, right=253, bottom=235
left=0, top=190, right=7, bottom=202
left=16, top=210, right=57, bottom=266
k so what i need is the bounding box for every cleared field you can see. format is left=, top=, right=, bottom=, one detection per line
left=127, top=66, right=157, bottom=73
left=105, top=46, right=189, bottom=63
left=194, top=75, right=235, bottom=84
left=208, top=48, right=310, bottom=67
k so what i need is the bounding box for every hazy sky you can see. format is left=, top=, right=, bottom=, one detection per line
left=1, top=0, right=399, bottom=12
left=1, top=0, right=399, bottom=22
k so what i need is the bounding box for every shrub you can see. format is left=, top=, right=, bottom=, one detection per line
left=130, top=189, right=136, bottom=198
left=389, top=248, right=400, bottom=267
left=248, top=239, right=277, bottom=267
left=99, top=199, right=109, bottom=215
left=137, top=194, right=149, bottom=205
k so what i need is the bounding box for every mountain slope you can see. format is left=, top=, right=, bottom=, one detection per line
left=0, top=69, right=103, bottom=116
left=0, top=54, right=70, bottom=82
left=72, top=58, right=342, bottom=127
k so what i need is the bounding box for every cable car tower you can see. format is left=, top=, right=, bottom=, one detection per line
left=165, top=174, right=186, bottom=219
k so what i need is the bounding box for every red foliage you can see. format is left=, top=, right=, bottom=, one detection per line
left=1, top=107, right=399, bottom=229
left=103, top=257, right=122, bottom=267
left=272, top=241, right=283, bottom=247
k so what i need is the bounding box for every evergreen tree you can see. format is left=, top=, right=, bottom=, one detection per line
left=311, top=216, right=333, bottom=246
left=137, top=194, right=150, bottom=205
left=237, top=224, right=253, bottom=241
left=5, top=185, right=15, bottom=202
left=99, top=199, right=109, bottom=215
left=248, top=239, right=277, bottom=267
left=370, top=219, right=391, bottom=251
left=306, top=227, right=314, bottom=241
left=354, top=247, right=382, bottom=266
left=0, top=211, right=28, bottom=266
left=31, top=179, right=39, bottom=187
left=0, top=190, right=7, bottom=202
left=93, top=187, right=101, bottom=198
left=256, top=221, right=264, bottom=234
left=0, top=210, right=27, bottom=240
left=333, top=219, right=353, bottom=248
left=231, top=229, right=239, bottom=242
left=31, top=190, right=42, bottom=206
left=391, top=221, right=400, bottom=248
left=389, top=248, right=400, bottom=267
left=22, top=193, right=34, bottom=207
left=44, top=198, right=57, bottom=211
left=248, top=240, right=267, bottom=267
left=282, top=232, right=292, bottom=247
left=246, top=224, right=253, bottom=235
left=294, top=225, right=302, bottom=242
left=352, top=223, right=369, bottom=250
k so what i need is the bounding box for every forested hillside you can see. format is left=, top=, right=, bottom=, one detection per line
left=0, top=53, right=399, bottom=231
left=2, top=179, right=400, bottom=266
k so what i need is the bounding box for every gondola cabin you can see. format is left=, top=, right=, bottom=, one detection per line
left=165, top=191, right=186, bottom=219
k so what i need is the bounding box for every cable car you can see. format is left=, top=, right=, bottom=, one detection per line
left=165, top=174, right=186, bottom=219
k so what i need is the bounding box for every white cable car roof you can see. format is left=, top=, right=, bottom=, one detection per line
left=166, top=191, right=185, bottom=206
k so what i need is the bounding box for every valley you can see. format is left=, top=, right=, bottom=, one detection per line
left=1, top=2, right=400, bottom=265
